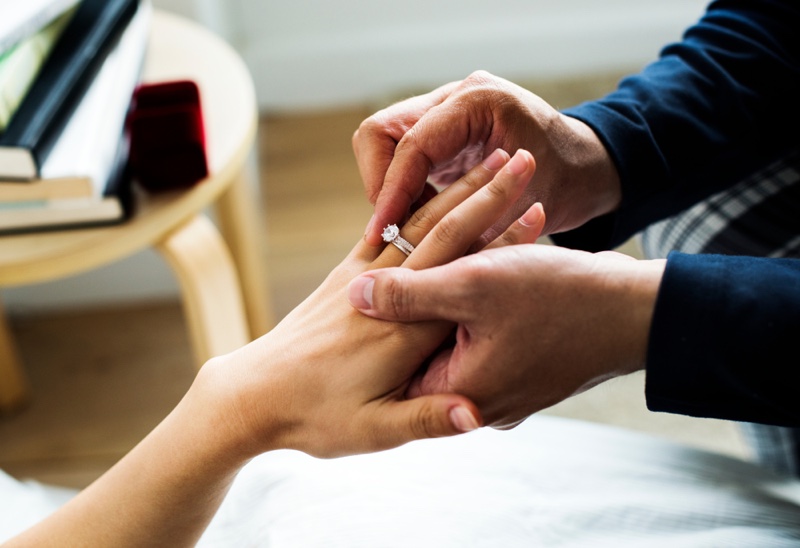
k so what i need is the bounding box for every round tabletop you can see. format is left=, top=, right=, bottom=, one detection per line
left=0, top=10, right=258, bottom=287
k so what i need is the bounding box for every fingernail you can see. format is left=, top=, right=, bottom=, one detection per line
left=482, top=148, right=507, bottom=170
left=519, top=202, right=543, bottom=227
left=348, top=275, right=375, bottom=310
left=450, top=406, right=479, bottom=433
left=505, top=150, right=529, bottom=175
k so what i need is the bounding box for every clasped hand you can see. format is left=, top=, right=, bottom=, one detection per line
left=353, top=70, right=622, bottom=247
left=350, top=69, right=665, bottom=430
left=348, top=246, right=665, bottom=429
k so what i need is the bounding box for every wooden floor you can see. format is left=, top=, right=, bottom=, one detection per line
left=0, top=80, right=751, bottom=490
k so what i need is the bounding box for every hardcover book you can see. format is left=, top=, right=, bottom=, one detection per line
left=0, top=0, right=140, bottom=180
left=0, top=137, right=134, bottom=234
left=0, top=0, right=79, bottom=56
left=0, top=176, right=92, bottom=203
left=0, top=1, right=151, bottom=233
left=0, top=8, right=76, bottom=131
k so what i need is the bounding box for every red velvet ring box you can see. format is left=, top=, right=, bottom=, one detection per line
left=127, top=80, right=209, bottom=192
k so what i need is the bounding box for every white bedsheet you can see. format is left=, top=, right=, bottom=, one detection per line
left=2, top=416, right=799, bottom=546
left=0, top=470, right=73, bottom=542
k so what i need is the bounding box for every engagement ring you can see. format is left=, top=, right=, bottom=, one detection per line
left=382, top=224, right=415, bottom=256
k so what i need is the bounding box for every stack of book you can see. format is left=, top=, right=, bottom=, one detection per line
left=0, top=0, right=150, bottom=234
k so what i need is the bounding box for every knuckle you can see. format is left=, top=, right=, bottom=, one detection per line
left=460, top=71, right=505, bottom=99
left=382, top=274, right=413, bottom=320
left=356, top=114, right=380, bottom=136
left=406, top=203, right=438, bottom=234
left=364, top=183, right=380, bottom=205
left=399, top=123, right=425, bottom=153
left=460, top=255, right=495, bottom=290
left=490, top=231, right=515, bottom=249
left=433, top=213, right=468, bottom=248
left=358, top=110, right=406, bottom=143
left=409, top=402, right=439, bottom=440
left=464, top=69, right=496, bottom=86
left=483, top=175, right=513, bottom=201
left=459, top=161, right=494, bottom=190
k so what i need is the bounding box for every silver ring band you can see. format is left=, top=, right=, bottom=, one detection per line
left=390, top=238, right=414, bottom=256
left=382, top=224, right=415, bottom=256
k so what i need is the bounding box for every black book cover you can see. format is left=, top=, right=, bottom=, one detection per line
left=0, top=0, right=140, bottom=180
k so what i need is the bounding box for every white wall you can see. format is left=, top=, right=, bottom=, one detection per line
left=3, top=0, right=709, bottom=313
left=241, top=0, right=708, bottom=111
left=141, top=0, right=710, bottom=111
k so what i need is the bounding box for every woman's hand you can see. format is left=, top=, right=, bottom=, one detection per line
left=194, top=148, right=545, bottom=460
left=7, top=150, right=544, bottom=548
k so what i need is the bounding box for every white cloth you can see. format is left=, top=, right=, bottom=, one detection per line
left=199, top=417, right=800, bottom=547
left=0, top=469, right=74, bottom=541
left=2, top=416, right=799, bottom=546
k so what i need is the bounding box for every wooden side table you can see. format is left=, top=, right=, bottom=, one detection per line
left=0, top=11, right=273, bottom=412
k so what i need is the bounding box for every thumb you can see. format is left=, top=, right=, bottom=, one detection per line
left=347, top=265, right=471, bottom=322
left=375, top=395, right=482, bottom=449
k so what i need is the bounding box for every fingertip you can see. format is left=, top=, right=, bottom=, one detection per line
left=484, top=201, right=545, bottom=250
left=403, top=395, right=482, bottom=442
left=509, top=149, right=535, bottom=175
left=519, top=147, right=536, bottom=166
left=481, top=148, right=509, bottom=171
left=347, top=274, right=375, bottom=310
left=519, top=202, right=545, bottom=229
left=449, top=405, right=481, bottom=433
left=364, top=214, right=386, bottom=246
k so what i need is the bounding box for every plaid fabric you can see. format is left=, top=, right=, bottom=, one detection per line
left=641, top=148, right=800, bottom=260
left=639, top=147, right=800, bottom=478
left=739, top=423, right=800, bottom=478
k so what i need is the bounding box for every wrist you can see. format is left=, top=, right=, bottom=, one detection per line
left=549, top=115, right=621, bottom=233
left=620, top=258, right=666, bottom=374
left=182, top=355, right=282, bottom=467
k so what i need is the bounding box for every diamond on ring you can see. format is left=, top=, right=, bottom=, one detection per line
left=382, top=224, right=400, bottom=243
left=382, top=224, right=415, bottom=256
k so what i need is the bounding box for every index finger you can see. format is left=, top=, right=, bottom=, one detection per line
left=355, top=85, right=459, bottom=244
left=367, top=82, right=504, bottom=245
left=353, top=83, right=457, bottom=197
left=362, top=88, right=492, bottom=246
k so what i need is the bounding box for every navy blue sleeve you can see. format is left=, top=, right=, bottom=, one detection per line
left=553, top=0, right=800, bottom=251
left=645, top=252, right=800, bottom=426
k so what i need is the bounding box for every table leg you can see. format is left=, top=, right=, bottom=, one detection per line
left=0, top=296, right=30, bottom=413
left=157, top=215, right=250, bottom=369
left=215, top=165, right=274, bottom=339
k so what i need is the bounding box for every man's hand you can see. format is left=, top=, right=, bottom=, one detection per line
left=348, top=244, right=666, bottom=428
left=353, top=70, right=622, bottom=247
